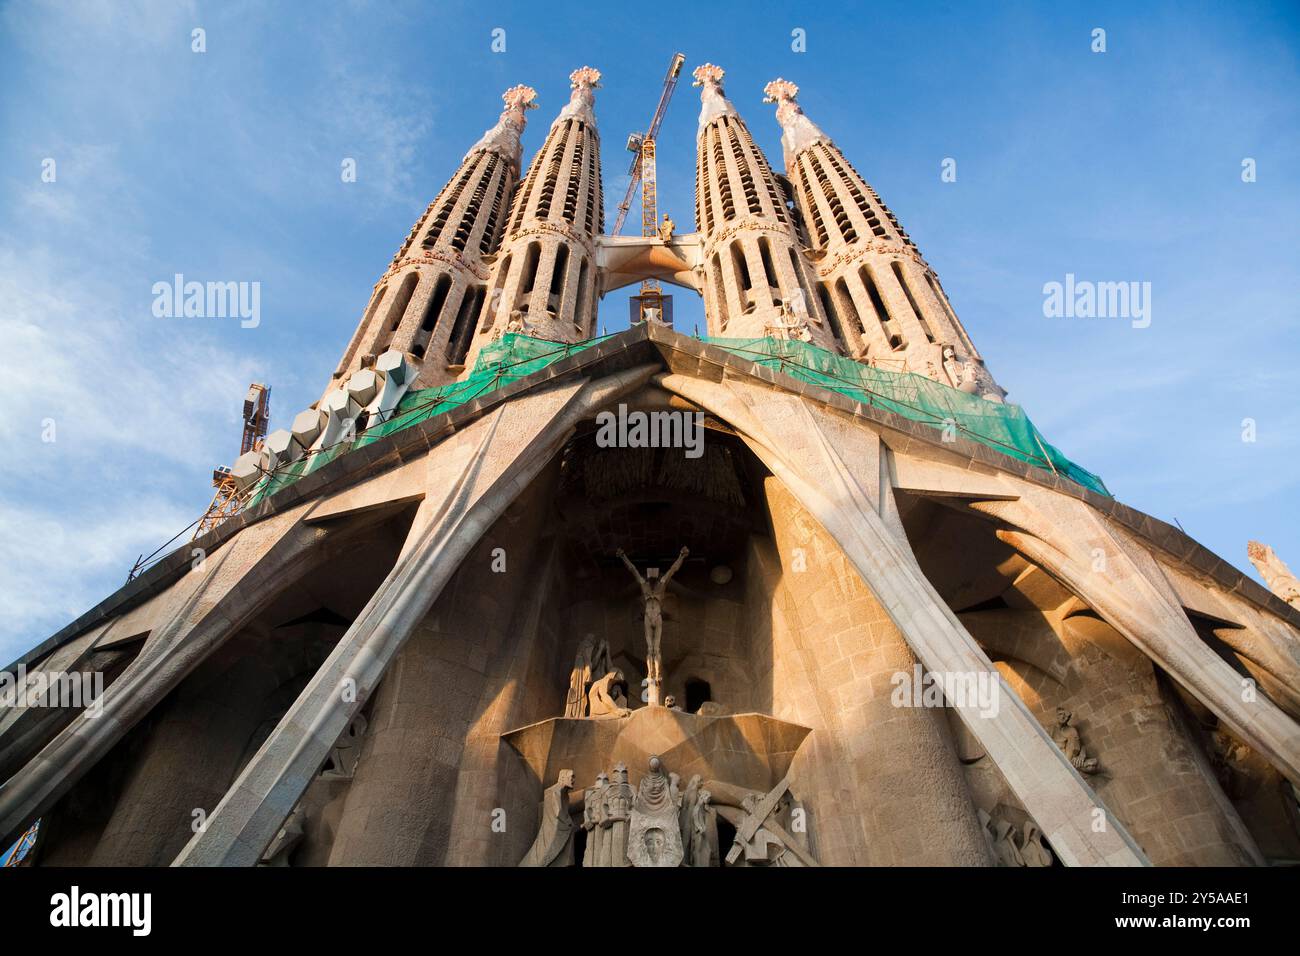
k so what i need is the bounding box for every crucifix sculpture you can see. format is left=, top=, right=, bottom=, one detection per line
left=616, top=546, right=689, bottom=706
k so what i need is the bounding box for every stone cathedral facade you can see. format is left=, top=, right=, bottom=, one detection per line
left=3, top=65, right=1298, bottom=868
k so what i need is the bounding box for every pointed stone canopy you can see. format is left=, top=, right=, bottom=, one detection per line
left=763, top=78, right=831, bottom=168
left=465, top=84, right=538, bottom=171
left=692, top=63, right=736, bottom=134
left=555, top=65, right=601, bottom=128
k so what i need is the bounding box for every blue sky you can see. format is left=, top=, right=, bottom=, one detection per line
left=1, top=0, right=1297, bottom=663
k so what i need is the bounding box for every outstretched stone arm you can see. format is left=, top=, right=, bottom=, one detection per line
left=662, top=546, right=690, bottom=586
left=615, top=548, right=645, bottom=586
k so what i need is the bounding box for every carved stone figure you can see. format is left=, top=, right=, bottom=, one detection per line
left=730, top=792, right=802, bottom=866
left=616, top=546, right=689, bottom=705
left=519, top=769, right=577, bottom=867
left=941, top=344, right=978, bottom=394
left=663, top=694, right=681, bottom=711
left=565, top=635, right=595, bottom=719
left=587, top=669, right=630, bottom=720
left=714, top=776, right=816, bottom=867
left=599, top=762, right=634, bottom=866
left=1209, top=730, right=1252, bottom=798
left=628, top=755, right=685, bottom=867
left=679, top=773, right=701, bottom=849
left=989, top=816, right=1025, bottom=867
left=564, top=634, right=610, bottom=718
left=498, top=309, right=533, bottom=340
left=690, top=788, right=719, bottom=867
left=658, top=214, right=675, bottom=242
left=1052, top=707, right=1099, bottom=773
left=1248, top=540, right=1300, bottom=609
left=764, top=300, right=814, bottom=342
left=1019, top=822, right=1053, bottom=867
left=582, top=771, right=609, bottom=867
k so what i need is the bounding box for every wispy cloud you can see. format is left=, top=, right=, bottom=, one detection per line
left=0, top=239, right=262, bottom=663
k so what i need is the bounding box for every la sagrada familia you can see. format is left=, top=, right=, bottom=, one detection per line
left=3, top=65, right=1299, bottom=868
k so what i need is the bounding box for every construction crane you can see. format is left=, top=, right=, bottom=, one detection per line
left=193, top=382, right=270, bottom=540
left=2, top=819, right=39, bottom=866
left=613, top=52, right=686, bottom=326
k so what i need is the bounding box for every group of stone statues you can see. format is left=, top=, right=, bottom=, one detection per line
left=564, top=635, right=631, bottom=720
left=563, top=547, right=692, bottom=716
left=979, top=808, right=1054, bottom=867
left=563, top=635, right=613, bottom=718
left=520, top=757, right=818, bottom=867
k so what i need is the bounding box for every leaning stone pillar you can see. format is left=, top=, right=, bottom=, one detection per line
left=0, top=503, right=319, bottom=852
left=973, top=495, right=1300, bottom=789
left=760, top=479, right=992, bottom=865
left=326, top=475, right=559, bottom=866
left=656, top=371, right=1149, bottom=866
left=173, top=366, right=658, bottom=866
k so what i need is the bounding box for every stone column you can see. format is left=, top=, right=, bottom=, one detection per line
left=758, top=479, right=992, bottom=865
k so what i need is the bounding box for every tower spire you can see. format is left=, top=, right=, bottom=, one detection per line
left=465, top=84, right=538, bottom=172
left=692, top=63, right=737, bottom=132
left=765, top=77, right=1005, bottom=400
left=691, top=64, right=837, bottom=348
left=761, top=79, right=829, bottom=168
left=462, top=67, right=605, bottom=364
left=556, top=66, right=601, bottom=127
left=326, top=87, right=535, bottom=391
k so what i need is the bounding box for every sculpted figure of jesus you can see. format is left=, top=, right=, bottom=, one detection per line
left=616, top=546, right=689, bottom=705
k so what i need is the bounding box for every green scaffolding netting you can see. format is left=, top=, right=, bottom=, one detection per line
left=247, top=334, right=609, bottom=506
left=249, top=332, right=1108, bottom=505
left=701, top=336, right=1108, bottom=497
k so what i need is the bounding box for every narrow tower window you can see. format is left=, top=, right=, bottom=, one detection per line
left=834, top=278, right=866, bottom=338
left=445, top=287, right=484, bottom=366
left=860, top=266, right=905, bottom=350
left=817, top=283, right=845, bottom=348
left=758, top=237, right=779, bottom=293
left=891, top=260, right=936, bottom=343
left=549, top=243, right=570, bottom=315
left=378, top=272, right=419, bottom=352
left=711, top=253, right=729, bottom=328
left=520, top=241, right=542, bottom=296
left=480, top=168, right=510, bottom=256
left=482, top=253, right=511, bottom=330
left=410, top=274, right=453, bottom=359
left=574, top=258, right=590, bottom=333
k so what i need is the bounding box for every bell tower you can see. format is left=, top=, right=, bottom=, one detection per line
left=463, top=66, right=605, bottom=367
left=763, top=79, right=1004, bottom=399
left=327, top=84, right=537, bottom=392
left=692, top=64, right=837, bottom=348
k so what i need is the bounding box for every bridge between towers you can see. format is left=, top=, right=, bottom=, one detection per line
left=596, top=232, right=703, bottom=295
